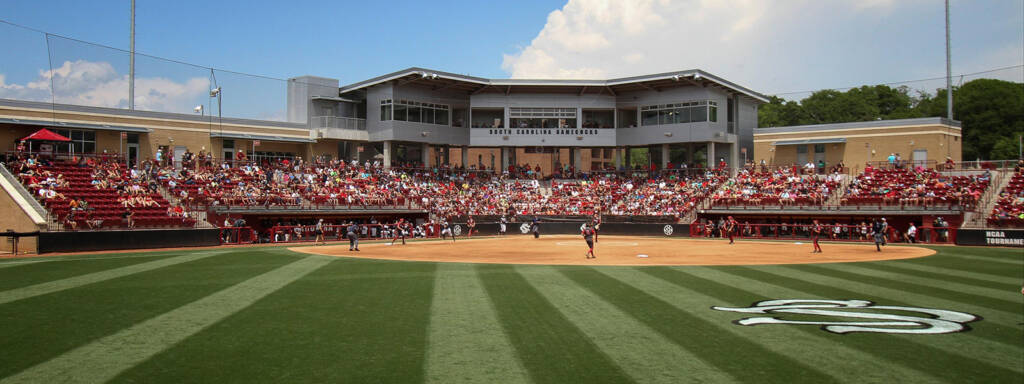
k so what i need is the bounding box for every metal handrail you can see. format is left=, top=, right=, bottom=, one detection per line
left=312, top=116, right=366, bottom=130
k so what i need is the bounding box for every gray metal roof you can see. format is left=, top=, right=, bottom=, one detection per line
left=0, top=117, right=151, bottom=133
left=339, top=67, right=769, bottom=102
left=0, top=98, right=306, bottom=130
left=773, top=138, right=847, bottom=146
left=755, top=117, right=961, bottom=135
left=210, top=131, right=315, bottom=143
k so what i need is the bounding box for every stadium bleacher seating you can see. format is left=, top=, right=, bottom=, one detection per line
left=989, top=168, right=1024, bottom=227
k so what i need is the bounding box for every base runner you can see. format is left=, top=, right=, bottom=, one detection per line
left=391, top=218, right=407, bottom=245
left=726, top=216, right=738, bottom=244
left=582, top=222, right=596, bottom=259
left=811, top=219, right=823, bottom=253
left=467, top=217, right=476, bottom=238
left=499, top=215, right=507, bottom=235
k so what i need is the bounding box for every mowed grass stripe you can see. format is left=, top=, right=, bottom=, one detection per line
left=794, top=264, right=1020, bottom=315
left=110, top=258, right=438, bottom=383
left=901, top=250, right=1022, bottom=279
left=836, top=263, right=1014, bottom=297
left=425, top=264, right=529, bottom=384
left=1, top=255, right=331, bottom=384
left=647, top=266, right=1022, bottom=382
left=0, top=250, right=224, bottom=305
left=747, top=266, right=1023, bottom=371
left=561, top=267, right=837, bottom=383
left=519, top=266, right=735, bottom=384
left=478, top=264, right=634, bottom=384
left=877, top=260, right=1020, bottom=288
left=0, top=255, right=175, bottom=291
left=0, top=250, right=299, bottom=380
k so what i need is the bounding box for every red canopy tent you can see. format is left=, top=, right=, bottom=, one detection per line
left=18, top=128, right=72, bottom=158
left=20, top=128, right=71, bottom=142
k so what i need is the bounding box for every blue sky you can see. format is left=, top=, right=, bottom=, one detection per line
left=1, top=0, right=1021, bottom=121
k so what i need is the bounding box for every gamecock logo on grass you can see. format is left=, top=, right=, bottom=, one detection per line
left=712, top=299, right=978, bottom=335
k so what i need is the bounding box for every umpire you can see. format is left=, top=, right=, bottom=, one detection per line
left=347, top=222, right=360, bottom=251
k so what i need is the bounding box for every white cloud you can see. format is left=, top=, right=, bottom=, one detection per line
left=0, top=60, right=209, bottom=113
left=502, top=0, right=1022, bottom=96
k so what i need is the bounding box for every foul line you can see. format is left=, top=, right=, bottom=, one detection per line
left=0, top=251, right=225, bottom=306
left=0, top=255, right=331, bottom=384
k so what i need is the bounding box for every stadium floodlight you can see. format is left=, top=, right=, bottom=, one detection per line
left=672, top=75, right=681, bottom=81
left=430, top=73, right=438, bottom=79
left=421, top=72, right=429, bottom=78
left=210, top=87, right=221, bottom=97
left=693, top=73, right=702, bottom=81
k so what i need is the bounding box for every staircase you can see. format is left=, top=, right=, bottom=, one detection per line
left=155, top=184, right=215, bottom=229
left=825, top=174, right=852, bottom=206
left=962, top=169, right=1010, bottom=228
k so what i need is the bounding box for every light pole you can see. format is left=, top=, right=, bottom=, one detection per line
left=210, top=87, right=222, bottom=134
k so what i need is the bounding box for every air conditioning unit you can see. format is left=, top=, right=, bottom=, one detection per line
left=576, top=136, right=584, bottom=140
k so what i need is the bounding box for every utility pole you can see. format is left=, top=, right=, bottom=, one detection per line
left=945, top=0, right=952, bottom=120
left=129, top=0, right=135, bottom=110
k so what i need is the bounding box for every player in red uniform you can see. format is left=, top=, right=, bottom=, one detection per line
left=725, top=216, right=738, bottom=244
left=811, top=219, right=823, bottom=253
left=391, top=218, right=407, bottom=245
left=582, top=222, right=596, bottom=259
left=466, top=217, right=476, bottom=238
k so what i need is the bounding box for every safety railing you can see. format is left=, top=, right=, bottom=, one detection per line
left=312, top=116, right=367, bottom=130
left=267, top=224, right=442, bottom=243
left=220, top=227, right=257, bottom=244
left=689, top=223, right=955, bottom=244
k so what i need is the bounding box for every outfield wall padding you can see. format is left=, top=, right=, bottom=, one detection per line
left=954, top=228, right=1024, bottom=247
left=460, top=223, right=690, bottom=237
left=39, top=228, right=222, bottom=253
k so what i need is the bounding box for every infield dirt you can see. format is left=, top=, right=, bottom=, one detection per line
left=291, top=235, right=935, bottom=266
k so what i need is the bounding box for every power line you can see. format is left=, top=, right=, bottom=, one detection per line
left=770, top=64, right=1019, bottom=95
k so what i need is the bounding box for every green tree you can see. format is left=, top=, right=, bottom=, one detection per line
left=758, top=79, right=1023, bottom=160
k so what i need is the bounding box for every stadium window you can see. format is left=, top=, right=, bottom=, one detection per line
left=380, top=104, right=391, bottom=121
left=797, top=145, right=808, bottom=154
left=814, top=144, right=826, bottom=153
left=641, top=109, right=659, bottom=126
left=407, top=105, right=421, bottom=123
left=393, top=104, right=407, bottom=121
left=709, top=105, right=718, bottom=122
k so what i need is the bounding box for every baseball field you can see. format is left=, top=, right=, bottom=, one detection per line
left=0, top=237, right=1020, bottom=383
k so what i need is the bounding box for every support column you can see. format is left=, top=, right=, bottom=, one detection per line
left=461, top=146, right=469, bottom=169
left=573, top=147, right=582, bottom=170
left=383, top=141, right=392, bottom=169
left=730, top=142, right=740, bottom=175
left=444, top=146, right=451, bottom=167
left=707, top=142, right=715, bottom=169
left=500, top=147, right=509, bottom=171
left=614, top=147, right=623, bottom=169
left=422, top=143, right=430, bottom=167
left=661, top=143, right=670, bottom=168
left=624, top=146, right=631, bottom=169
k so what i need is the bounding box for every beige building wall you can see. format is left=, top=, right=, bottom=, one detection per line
left=0, top=182, right=45, bottom=255
left=754, top=122, right=961, bottom=174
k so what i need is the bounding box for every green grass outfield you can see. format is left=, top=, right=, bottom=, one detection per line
left=0, top=242, right=1020, bottom=383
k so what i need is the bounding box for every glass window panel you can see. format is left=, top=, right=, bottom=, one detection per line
left=423, top=108, right=435, bottom=124
left=814, top=144, right=826, bottom=153
left=659, top=110, right=673, bottom=125
left=674, top=108, right=688, bottom=123
left=380, top=105, right=391, bottom=121
left=797, top=145, right=808, bottom=154
left=690, top=106, right=707, bottom=122
left=436, top=109, right=448, bottom=125
left=84, top=130, right=95, bottom=141
left=407, top=106, right=421, bottom=123
left=641, top=110, right=659, bottom=126
left=84, top=142, right=95, bottom=154
left=709, top=106, right=718, bottom=122
left=71, top=130, right=83, bottom=140
left=393, top=105, right=407, bottom=121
